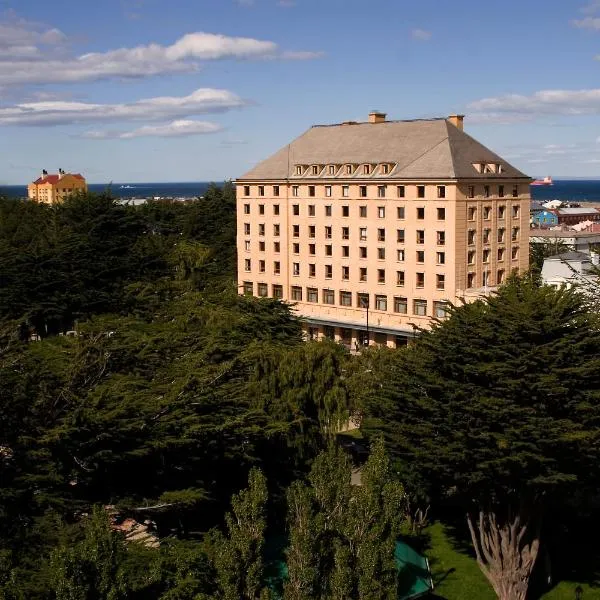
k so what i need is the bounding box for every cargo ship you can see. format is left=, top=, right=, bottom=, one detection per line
left=531, top=176, right=553, bottom=186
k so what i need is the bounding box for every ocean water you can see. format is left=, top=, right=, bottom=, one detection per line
left=2, top=179, right=600, bottom=203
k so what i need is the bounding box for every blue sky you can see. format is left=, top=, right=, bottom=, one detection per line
left=1, top=0, right=600, bottom=184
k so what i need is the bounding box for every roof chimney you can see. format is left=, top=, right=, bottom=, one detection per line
left=447, top=114, right=465, bottom=130
left=368, top=111, right=387, bottom=124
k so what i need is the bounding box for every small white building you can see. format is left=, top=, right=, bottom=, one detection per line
left=541, top=251, right=600, bottom=291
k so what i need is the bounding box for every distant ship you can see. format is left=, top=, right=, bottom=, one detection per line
left=531, top=176, right=553, bottom=186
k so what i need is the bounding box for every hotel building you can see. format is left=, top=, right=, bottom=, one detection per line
left=28, top=169, right=87, bottom=204
left=236, top=113, right=531, bottom=347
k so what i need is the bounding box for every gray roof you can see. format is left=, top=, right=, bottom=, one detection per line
left=240, top=118, right=529, bottom=180
left=556, top=208, right=600, bottom=215
left=546, top=251, right=591, bottom=262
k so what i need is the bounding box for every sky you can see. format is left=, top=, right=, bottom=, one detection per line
left=1, top=0, right=600, bottom=184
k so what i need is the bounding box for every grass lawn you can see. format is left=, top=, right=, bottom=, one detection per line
left=422, top=522, right=598, bottom=600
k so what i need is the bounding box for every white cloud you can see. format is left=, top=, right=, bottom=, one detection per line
left=580, top=1, right=600, bottom=15
left=572, top=16, right=600, bottom=29
left=0, top=13, right=322, bottom=86
left=411, top=28, right=432, bottom=41
left=468, top=89, right=600, bottom=120
left=278, top=0, right=296, bottom=6
left=0, top=88, right=246, bottom=126
left=82, top=119, right=222, bottom=139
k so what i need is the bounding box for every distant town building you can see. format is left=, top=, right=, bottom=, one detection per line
left=531, top=209, right=559, bottom=227
left=541, top=251, right=599, bottom=291
left=553, top=207, right=600, bottom=226
left=28, top=169, right=87, bottom=204
left=236, top=113, right=531, bottom=347
left=530, top=228, right=600, bottom=254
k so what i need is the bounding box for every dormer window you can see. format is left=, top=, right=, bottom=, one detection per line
left=364, top=164, right=371, bottom=175
left=328, top=165, right=336, bottom=175
left=312, top=165, right=319, bottom=175
left=346, top=164, right=353, bottom=174
left=295, top=165, right=303, bottom=175
left=381, top=164, right=389, bottom=174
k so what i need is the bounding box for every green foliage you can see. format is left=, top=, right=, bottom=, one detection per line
left=529, top=240, right=570, bottom=275
left=284, top=439, right=407, bottom=600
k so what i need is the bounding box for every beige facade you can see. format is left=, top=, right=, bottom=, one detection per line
left=28, top=170, right=87, bottom=204
left=236, top=114, right=530, bottom=348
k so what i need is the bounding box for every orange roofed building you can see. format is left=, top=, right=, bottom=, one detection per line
left=28, top=169, right=87, bottom=204
left=236, top=113, right=531, bottom=348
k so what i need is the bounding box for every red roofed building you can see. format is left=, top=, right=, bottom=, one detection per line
left=28, top=169, right=87, bottom=204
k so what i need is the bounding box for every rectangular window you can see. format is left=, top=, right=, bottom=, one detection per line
left=416, top=250, right=425, bottom=263
left=258, top=185, right=264, bottom=197
left=397, top=249, right=405, bottom=262
left=397, top=206, right=405, bottom=219
left=436, top=274, right=445, bottom=290
left=483, top=249, right=490, bottom=263
left=467, top=272, right=475, bottom=288
left=416, top=230, right=425, bottom=244
left=324, top=325, right=335, bottom=340
left=273, top=185, right=280, bottom=196
left=291, top=286, right=302, bottom=301
left=312, top=165, right=319, bottom=175
left=394, top=296, right=407, bottom=314
left=309, top=264, right=316, bottom=277
left=292, top=186, right=299, bottom=197
left=468, top=207, right=476, bottom=220
left=325, top=265, right=333, bottom=279
left=325, top=205, right=332, bottom=217
left=244, top=203, right=250, bottom=214
left=259, top=224, right=265, bottom=236
left=484, top=185, right=490, bottom=198
left=378, top=247, right=385, bottom=260
left=468, top=229, right=476, bottom=245
left=342, top=245, right=349, bottom=257
left=467, top=185, right=475, bottom=198
left=325, top=185, right=332, bottom=197
left=382, top=164, right=390, bottom=174
left=293, top=262, right=300, bottom=276
left=296, top=166, right=303, bottom=175
left=498, top=185, right=504, bottom=198
left=378, top=185, right=386, bottom=198
left=364, top=164, right=371, bottom=175
left=377, top=269, right=385, bottom=284
left=244, top=185, right=250, bottom=196
left=342, top=205, right=350, bottom=217
left=293, top=225, right=300, bottom=237
left=498, top=228, right=505, bottom=243
left=512, top=185, right=519, bottom=198
left=273, top=224, right=280, bottom=236
left=307, top=288, right=318, bottom=302
left=498, top=205, right=506, bottom=219
left=325, top=226, right=332, bottom=239
left=437, top=251, right=445, bottom=264
left=497, top=269, right=505, bottom=284
left=414, top=299, right=427, bottom=316
left=309, top=225, right=316, bottom=238
left=498, top=248, right=505, bottom=261
left=359, top=227, right=367, bottom=241
left=273, top=285, right=283, bottom=299
left=340, top=291, right=352, bottom=306
left=397, top=185, right=405, bottom=198
left=417, top=207, right=425, bottom=220
left=328, top=165, right=336, bottom=175
left=396, top=270, right=405, bottom=286
left=308, top=185, right=315, bottom=197
left=293, top=204, right=300, bottom=216
left=273, top=204, right=280, bottom=215
left=483, top=229, right=490, bottom=244
left=257, top=283, right=268, bottom=297
left=417, top=185, right=425, bottom=198
left=244, top=223, right=250, bottom=235
left=437, top=185, right=446, bottom=199
left=274, top=241, right=280, bottom=253
left=512, top=247, right=519, bottom=260
left=358, top=186, right=366, bottom=198
left=244, top=258, right=251, bottom=271
left=342, top=185, right=349, bottom=197
left=512, top=205, right=520, bottom=218
left=360, top=247, right=367, bottom=259
left=360, top=267, right=367, bottom=282
left=433, top=301, right=449, bottom=318
left=397, top=229, right=405, bottom=243
left=375, top=295, right=387, bottom=311
left=342, top=227, right=350, bottom=240
left=416, top=272, right=425, bottom=288
left=323, top=289, right=335, bottom=304
left=309, top=243, right=316, bottom=255
left=437, top=207, right=446, bottom=220
left=378, top=206, right=385, bottom=218
left=512, top=227, right=519, bottom=241
left=259, top=260, right=266, bottom=273
left=468, top=250, right=476, bottom=265
left=483, top=206, right=491, bottom=220
left=245, top=240, right=251, bottom=251
left=360, top=205, right=368, bottom=218
left=437, top=231, right=446, bottom=245
left=293, top=243, right=300, bottom=254
left=308, top=205, right=315, bottom=216
left=377, top=228, right=385, bottom=242
left=325, top=244, right=333, bottom=256
left=357, top=293, right=369, bottom=308
left=342, top=266, right=349, bottom=280
left=274, top=261, right=281, bottom=275
left=243, top=281, right=253, bottom=295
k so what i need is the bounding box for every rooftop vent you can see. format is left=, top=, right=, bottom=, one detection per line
left=369, top=111, right=387, bottom=124
left=447, top=114, right=465, bottom=130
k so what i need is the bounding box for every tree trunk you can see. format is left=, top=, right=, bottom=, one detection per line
left=467, top=505, right=541, bottom=600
